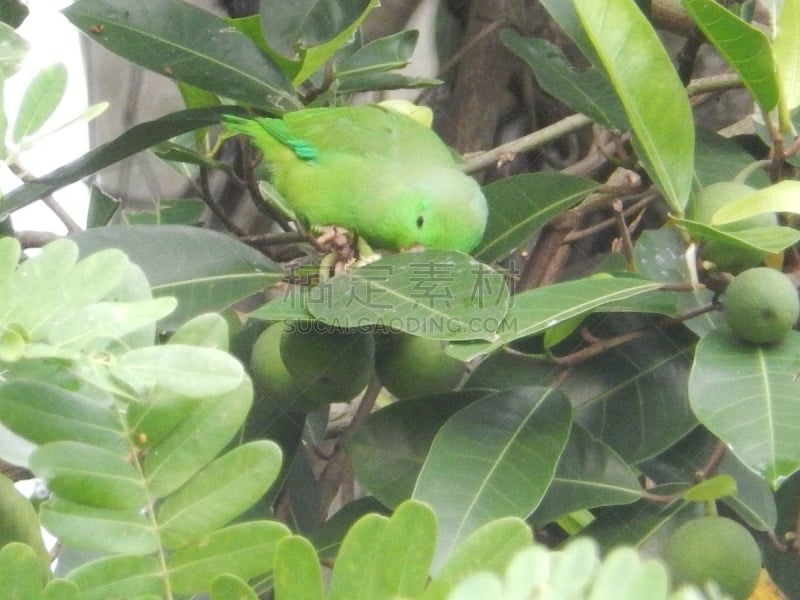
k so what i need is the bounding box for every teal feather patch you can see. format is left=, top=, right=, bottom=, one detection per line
left=258, top=118, right=318, bottom=161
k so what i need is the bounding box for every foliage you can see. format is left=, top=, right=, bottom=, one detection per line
left=1, top=0, right=800, bottom=598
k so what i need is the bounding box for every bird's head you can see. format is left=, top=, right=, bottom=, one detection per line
left=364, top=169, right=488, bottom=253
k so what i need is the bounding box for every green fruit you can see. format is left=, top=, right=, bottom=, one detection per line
left=663, top=516, right=761, bottom=600
left=249, top=322, right=308, bottom=409
left=723, top=267, right=799, bottom=344
left=280, top=323, right=374, bottom=403
left=375, top=333, right=465, bottom=399
left=689, top=181, right=777, bottom=272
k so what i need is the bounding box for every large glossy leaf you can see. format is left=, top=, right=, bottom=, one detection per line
left=689, top=329, right=800, bottom=486
left=0, top=106, right=245, bottom=216
left=0, top=22, right=28, bottom=78
left=168, top=521, right=291, bottom=594
left=531, top=423, right=641, bottom=525
left=447, top=276, right=663, bottom=361
left=641, top=427, right=777, bottom=531
left=683, top=0, right=780, bottom=111
left=710, top=179, right=800, bottom=225
left=71, top=225, right=282, bottom=329
left=634, top=228, right=721, bottom=337
left=334, top=30, right=418, bottom=78
left=578, top=484, right=698, bottom=553
left=474, top=173, right=597, bottom=263
left=762, top=471, right=800, bottom=599
left=158, top=440, right=282, bottom=548
left=674, top=217, right=800, bottom=255
left=12, top=62, right=67, bottom=142
left=774, top=0, right=800, bottom=111
left=348, top=391, right=489, bottom=507
left=308, top=250, right=509, bottom=341
left=500, top=31, right=627, bottom=130
left=260, top=0, right=372, bottom=58
left=423, top=517, right=532, bottom=595
left=575, top=0, right=694, bottom=213
left=413, top=387, right=572, bottom=570
left=694, top=128, right=770, bottom=189
left=63, top=0, right=298, bottom=109
left=565, top=314, right=697, bottom=463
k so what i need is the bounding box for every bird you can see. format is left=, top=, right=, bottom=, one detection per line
left=222, top=103, right=488, bottom=253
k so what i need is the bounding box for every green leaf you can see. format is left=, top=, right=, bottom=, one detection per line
left=762, top=471, right=800, bottom=598
left=0, top=542, right=44, bottom=598
left=565, top=315, right=698, bottom=463
left=260, top=0, right=373, bottom=59
left=348, top=391, right=489, bottom=508
left=308, top=250, right=509, bottom=341
left=86, top=186, right=120, bottom=228
left=689, top=329, right=800, bottom=486
left=0, top=23, right=29, bottom=77
left=474, top=173, right=598, bottom=263
left=0, top=1, right=28, bottom=29
left=710, top=179, right=800, bottom=225
left=634, top=228, right=721, bottom=337
left=110, top=344, right=245, bottom=399
left=136, top=381, right=253, bottom=497
left=158, top=440, right=282, bottom=547
left=210, top=574, right=259, bottom=600
left=168, top=312, right=230, bottom=351
left=590, top=547, right=669, bottom=600
left=423, top=517, right=532, bottom=596
left=447, top=276, right=662, bottom=361
left=331, top=72, right=441, bottom=95
left=63, top=0, right=298, bottom=110
left=0, top=106, right=246, bottom=216
left=30, top=440, right=147, bottom=509
left=168, top=521, right=291, bottom=594
left=66, top=555, right=164, bottom=600
left=642, top=427, right=777, bottom=531
left=0, top=380, right=125, bottom=458
left=124, top=199, right=206, bottom=226
left=674, top=217, right=800, bottom=255
left=42, top=579, right=82, bottom=600
left=41, top=496, right=158, bottom=554
left=334, top=29, right=419, bottom=77
left=774, top=0, right=800, bottom=110
left=12, top=62, right=67, bottom=142
left=500, top=31, right=627, bottom=130
left=683, top=0, right=780, bottom=111
left=0, top=475, right=49, bottom=577
left=364, top=500, right=437, bottom=599
left=413, top=387, right=572, bottom=570
left=694, top=127, right=771, bottom=189
left=71, top=225, right=283, bottom=329
left=531, top=423, right=642, bottom=525
left=273, top=535, right=325, bottom=600
left=575, top=0, right=694, bottom=213
left=683, top=474, right=738, bottom=501
left=327, top=513, right=388, bottom=600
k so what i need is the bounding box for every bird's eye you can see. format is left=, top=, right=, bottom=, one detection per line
left=416, top=215, right=425, bottom=229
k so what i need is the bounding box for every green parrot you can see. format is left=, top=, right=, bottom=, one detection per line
left=222, top=104, right=488, bottom=252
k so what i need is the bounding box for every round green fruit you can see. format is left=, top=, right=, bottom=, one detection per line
left=723, top=267, right=799, bottom=344
left=375, top=333, right=465, bottom=399
left=249, top=322, right=308, bottom=409
left=689, top=181, right=777, bottom=272
left=663, top=516, right=761, bottom=600
left=280, top=323, right=374, bottom=403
